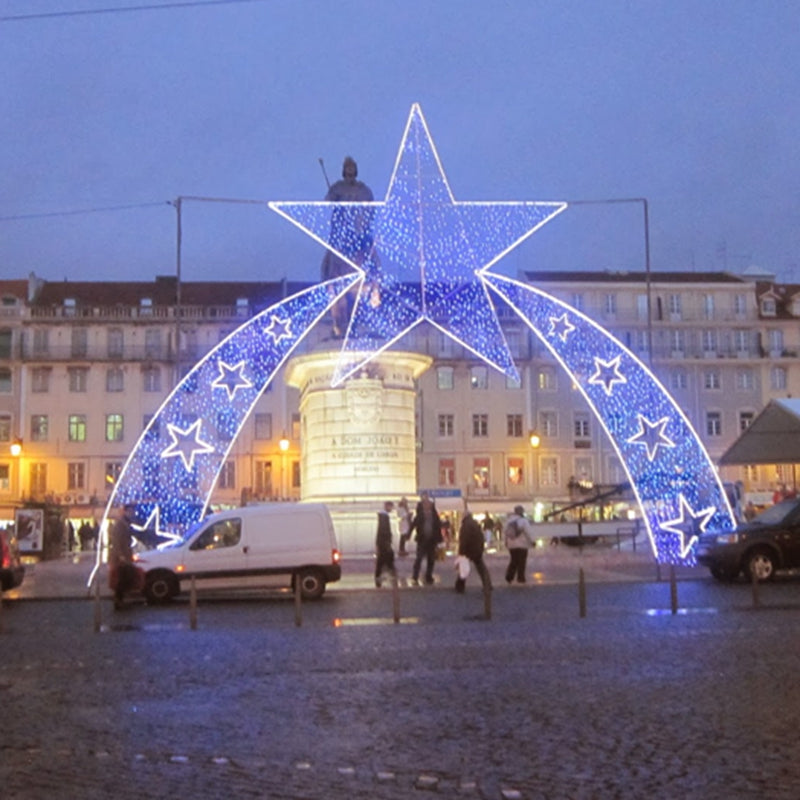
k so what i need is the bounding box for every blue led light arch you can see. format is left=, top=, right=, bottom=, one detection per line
left=94, top=104, right=734, bottom=573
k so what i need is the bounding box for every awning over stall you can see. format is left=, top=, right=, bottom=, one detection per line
left=719, top=398, right=800, bottom=465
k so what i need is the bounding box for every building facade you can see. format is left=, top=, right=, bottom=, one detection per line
left=1, top=269, right=797, bottom=527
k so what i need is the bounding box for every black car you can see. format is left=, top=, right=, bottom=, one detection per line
left=0, top=527, right=25, bottom=591
left=696, top=497, right=800, bottom=582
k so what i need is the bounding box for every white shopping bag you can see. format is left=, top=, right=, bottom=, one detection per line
left=455, top=555, right=471, bottom=580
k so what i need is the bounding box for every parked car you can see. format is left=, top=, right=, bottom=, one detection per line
left=0, top=527, right=25, bottom=591
left=696, top=497, right=800, bottom=582
left=134, top=503, right=341, bottom=603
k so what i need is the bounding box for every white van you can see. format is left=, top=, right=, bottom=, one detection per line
left=134, top=503, right=341, bottom=603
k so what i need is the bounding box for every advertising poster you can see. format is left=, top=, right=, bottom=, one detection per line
left=15, top=508, right=44, bottom=554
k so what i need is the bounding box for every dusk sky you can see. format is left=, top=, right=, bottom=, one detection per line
left=2, top=0, right=799, bottom=285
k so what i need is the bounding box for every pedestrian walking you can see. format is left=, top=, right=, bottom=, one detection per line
left=397, top=497, right=413, bottom=556
left=109, top=504, right=139, bottom=609
left=455, top=511, right=492, bottom=594
left=482, top=512, right=495, bottom=548
left=374, top=500, right=397, bottom=588
left=503, top=505, right=535, bottom=584
left=410, top=492, right=443, bottom=585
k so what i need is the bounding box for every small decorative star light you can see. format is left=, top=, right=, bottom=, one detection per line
left=212, top=360, right=253, bottom=400
left=161, top=420, right=216, bottom=472
left=660, top=495, right=716, bottom=559
left=270, top=104, right=567, bottom=384
left=627, top=414, right=676, bottom=462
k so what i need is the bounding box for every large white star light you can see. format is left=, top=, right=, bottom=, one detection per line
left=269, top=104, right=567, bottom=384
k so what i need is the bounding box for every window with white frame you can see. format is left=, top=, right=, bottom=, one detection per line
left=218, top=461, right=236, bottom=489
left=733, top=329, right=749, bottom=353
left=507, top=457, right=524, bottom=486
left=254, top=413, right=272, bottom=440
left=768, top=329, right=784, bottom=354
left=733, top=293, right=747, bottom=316
left=31, top=414, right=48, bottom=442
left=735, top=368, right=755, bottom=391
left=71, top=327, right=88, bottom=358
left=472, top=457, right=490, bottom=490
left=68, top=414, right=87, bottom=442
left=668, top=293, right=682, bottom=318
left=571, top=293, right=584, bottom=312
left=438, top=413, right=454, bottom=438
left=470, top=365, right=488, bottom=389
left=144, top=328, right=162, bottom=358
left=702, top=294, right=715, bottom=320
left=142, top=366, right=161, bottom=393
left=670, top=329, right=685, bottom=354
left=706, top=411, right=722, bottom=437
left=33, top=329, right=49, bottom=355
left=506, top=414, right=523, bottom=437
left=31, top=367, right=50, bottom=393
left=540, top=456, right=559, bottom=487
left=604, top=293, right=617, bottom=316
left=702, top=329, right=718, bottom=353
left=472, top=413, right=488, bottom=437
left=67, top=462, right=86, bottom=491
left=436, top=366, right=454, bottom=390
left=538, top=367, right=557, bottom=391
left=761, top=296, right=776, bottom=316
left=438, top=458, right=456, bottom=487
left=106, top=367, right=124, bottom=393
left=703, top=370, right=721, bottom=390
left=771, top=367, right=787, bottom=390
left=0, top=414, right=10, bottom=442
left=107, top=328, right=124, bottom=358
left=0, top=464, right=9, bottom=491
left=539, top=410, right=557, bottom=438
left=739, top=411, right=754, bottom=432
left=68, top=367, right=88, bottom=393
left=105, top=414, right=124, bottom=442
left=574, top=412, right=591, bottom=440
left=670, top=369, right=688, bottom=390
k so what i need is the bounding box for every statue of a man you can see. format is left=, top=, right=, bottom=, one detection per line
left=321, top=157, right=375, bottom=335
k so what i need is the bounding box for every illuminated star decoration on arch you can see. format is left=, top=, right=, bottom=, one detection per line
left=269, top=103, right=567, bottom=385
left=627, top=414, right=676, bottom=461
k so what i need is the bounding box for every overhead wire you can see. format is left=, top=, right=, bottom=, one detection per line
left=0, top=0, right=268, bottom=22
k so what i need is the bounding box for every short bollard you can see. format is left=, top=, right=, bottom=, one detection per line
left=669, top=565, right=678, bottom=615
left=189, top=576, right=198, bottom=630
left=392, top=572, right=400, bottom=624
left=294, top=575, right=302, bottom=627
left=751, top=569, right=760, bottom=608
left=578, top=568, right=587, bottom=618
left=93, top=577, right=101, bottom=633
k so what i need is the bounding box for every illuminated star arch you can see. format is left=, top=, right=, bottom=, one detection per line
left=93, top=104, right=733, bottom=579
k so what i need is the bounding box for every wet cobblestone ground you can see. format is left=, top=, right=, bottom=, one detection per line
left=2, top=553, right=800, bottom=798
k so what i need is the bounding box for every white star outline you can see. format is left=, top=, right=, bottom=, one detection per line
left=211, top=359, right=253, bottom=400
left=548, top=313, right=576, bottom=343
left=131, top=506, right=183, bottom=548
left=264, top=315, right=293, bottom=344
left=626, top=414, right=676, bottom=461
left=660, top=494, right=716, bottom=559
left=588, top=354, right=627, bottom=396
left=160, top=419, right=215, bottom=472
left=269, top=104, right=567, bottom=386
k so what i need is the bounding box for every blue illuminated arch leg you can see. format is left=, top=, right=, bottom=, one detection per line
left=484, top=273, right=735, bottom=565
left=90, top=275, right=358, bottom=583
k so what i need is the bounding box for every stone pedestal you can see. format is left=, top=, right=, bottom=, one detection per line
left=285, top=350, right=432, bottom=553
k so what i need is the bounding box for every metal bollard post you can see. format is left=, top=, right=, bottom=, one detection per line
left=294, top=574, right=302, bottom=627
left=189, top=575, right=198, bottom=630
left=578, top=567, right=587, bottom=618
left=392, top=571, right=400, bottom=624
left=93, top=577, right=101, bottom=633
left=751, top=569, right=760, bottom=608
left=669, top=565, right=678, bottom=615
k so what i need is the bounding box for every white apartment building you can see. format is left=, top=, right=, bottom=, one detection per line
left=1, top=269, right=797, bottom=524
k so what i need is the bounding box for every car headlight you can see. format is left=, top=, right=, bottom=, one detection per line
left=715, top=533, right=740, bottom=545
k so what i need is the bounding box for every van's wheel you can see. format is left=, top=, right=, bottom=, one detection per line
left=144, top=571, right=179, bottom=605
left=293, top=569, right=326, bottom=600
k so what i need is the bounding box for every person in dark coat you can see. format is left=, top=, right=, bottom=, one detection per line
left=374, top=500, right=397, bottom=588
left=409, top=493, right=443, bottom=585
left=455, top=511, right=492, bottom=593
left=109, top=504, right=137, bottom=609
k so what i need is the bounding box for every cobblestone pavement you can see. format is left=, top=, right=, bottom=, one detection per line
left=2, top=562, right=800, bottom=800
